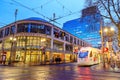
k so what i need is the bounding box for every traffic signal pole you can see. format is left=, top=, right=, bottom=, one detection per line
left=100, top=18, right=106, bottom=68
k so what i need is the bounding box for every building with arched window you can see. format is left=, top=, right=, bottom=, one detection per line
left=0, top=17, right=91, bottom=65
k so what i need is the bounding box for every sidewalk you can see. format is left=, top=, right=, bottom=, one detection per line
left=91, top=63, right=120, bottom=73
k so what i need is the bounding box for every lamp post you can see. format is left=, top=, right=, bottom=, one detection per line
left=103, top=27, right=115, bottom=62
left=99, top=23, right=105, bottom=67
left=8, top=9, right=18, bottom=65
left=100, top=26, right=115, bottom=67
left=8, top=37, right=16, bottom=65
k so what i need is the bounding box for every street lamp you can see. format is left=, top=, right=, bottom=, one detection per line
left=104, top=27, right=114, bottom=37
left=103, top=27, right=115, bottom=61
left=100, top=26, right=115, bottom=67
left=8, top=9, right=18, bottom=65
left=8, top=37, right=16, bottom=65
left=100, top=27, right=115, bottom=67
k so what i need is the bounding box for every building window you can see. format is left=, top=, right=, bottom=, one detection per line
left=0, top=30, right=4, bottom=38
left=80, top=40, right=82, bottom=46
left=53, top=28, right=59, bottom=38
left=70, top=36, right=73, bottom=43
left=74, top=38, right=76, bottom=44
left=45, top=25, right=51, bottom=35
left=65, top=34, right=69, bottom=42
left=10, top=25, right=16, bottom=34
left=77, top=40, right=79, bottom=45
left=53, top=42, right=63, bottom=50
left=17, top=23, right=28, bottom=33
left=5, top=27, right=10, bottom=36
left=65, top=44, right=73, bottom=52
left=59, top=31, right=65, bottom=40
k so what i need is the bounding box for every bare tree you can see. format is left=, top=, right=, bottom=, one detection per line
left=91, top=0, right=120, bottom=44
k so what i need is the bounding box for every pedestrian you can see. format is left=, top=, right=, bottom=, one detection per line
left=111, top=61, right=115, bottom=70
left=2, top=55, right=6, bottom=65
left=58, top=57, right=61, bottom=63
left=55, top=57, right=58, bottom=64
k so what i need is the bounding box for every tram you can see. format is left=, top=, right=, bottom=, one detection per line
left=77, top=47, right=101, bottom=66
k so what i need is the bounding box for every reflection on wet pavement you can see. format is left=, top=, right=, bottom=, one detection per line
left=0, top=63, right=120, bottom=80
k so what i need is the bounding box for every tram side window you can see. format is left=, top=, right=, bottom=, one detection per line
left=78, top=51, right=88, bottom=58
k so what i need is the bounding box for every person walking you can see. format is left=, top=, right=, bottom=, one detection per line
left=110, top=60, right=115, bottom=70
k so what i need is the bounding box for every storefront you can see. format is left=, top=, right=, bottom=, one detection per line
left=0, top=17, right=91, bottom=65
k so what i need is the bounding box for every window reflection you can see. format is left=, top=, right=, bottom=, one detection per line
left=17, top=23, right=51, bottom=35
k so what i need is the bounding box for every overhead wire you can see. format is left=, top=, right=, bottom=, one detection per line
left=32, top=0, right=54, bottom=10
left=55, top=0, right=72, bottom=13
left=11, top=0, right=61, bottom=25
left=49, top=0, right=81, bottom=22
left=31, top=0, right=80, bottom=22
left=0, top=0, right=18, bottom=6
left=49, top=10, right=81, bottom=22
left=2, top=0, right=82, bottom=26
left=0, top=21, right=8, bottom=27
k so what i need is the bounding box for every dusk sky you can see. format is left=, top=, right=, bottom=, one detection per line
left=0, top=0, right=85, bottom=28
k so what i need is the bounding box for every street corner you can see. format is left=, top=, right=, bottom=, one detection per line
left=90, top=63, right=120, bottom=73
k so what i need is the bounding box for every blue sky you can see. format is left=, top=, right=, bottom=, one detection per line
left=0, top=0, right=85, bottom=28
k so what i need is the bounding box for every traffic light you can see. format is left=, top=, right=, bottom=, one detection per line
left=103, top=47, right=108, bottom=52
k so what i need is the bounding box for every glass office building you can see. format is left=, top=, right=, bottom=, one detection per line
left=63, top=6, right=101, bottom=48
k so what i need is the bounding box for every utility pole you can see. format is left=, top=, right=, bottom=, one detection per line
left=100, top=17, right=106, bottom=67
left=8, top=9, right=18, bottom=65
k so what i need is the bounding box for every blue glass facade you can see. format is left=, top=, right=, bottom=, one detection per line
left=63, top=13, right=101, bottom=48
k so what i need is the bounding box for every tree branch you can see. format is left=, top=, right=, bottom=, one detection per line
left=111, top=0, right=120, bottom=20
left=101, top=14, right=111, bottom=19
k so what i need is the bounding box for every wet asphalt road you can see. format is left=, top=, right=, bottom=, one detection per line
left=0, top=63, right=120, bottom=80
